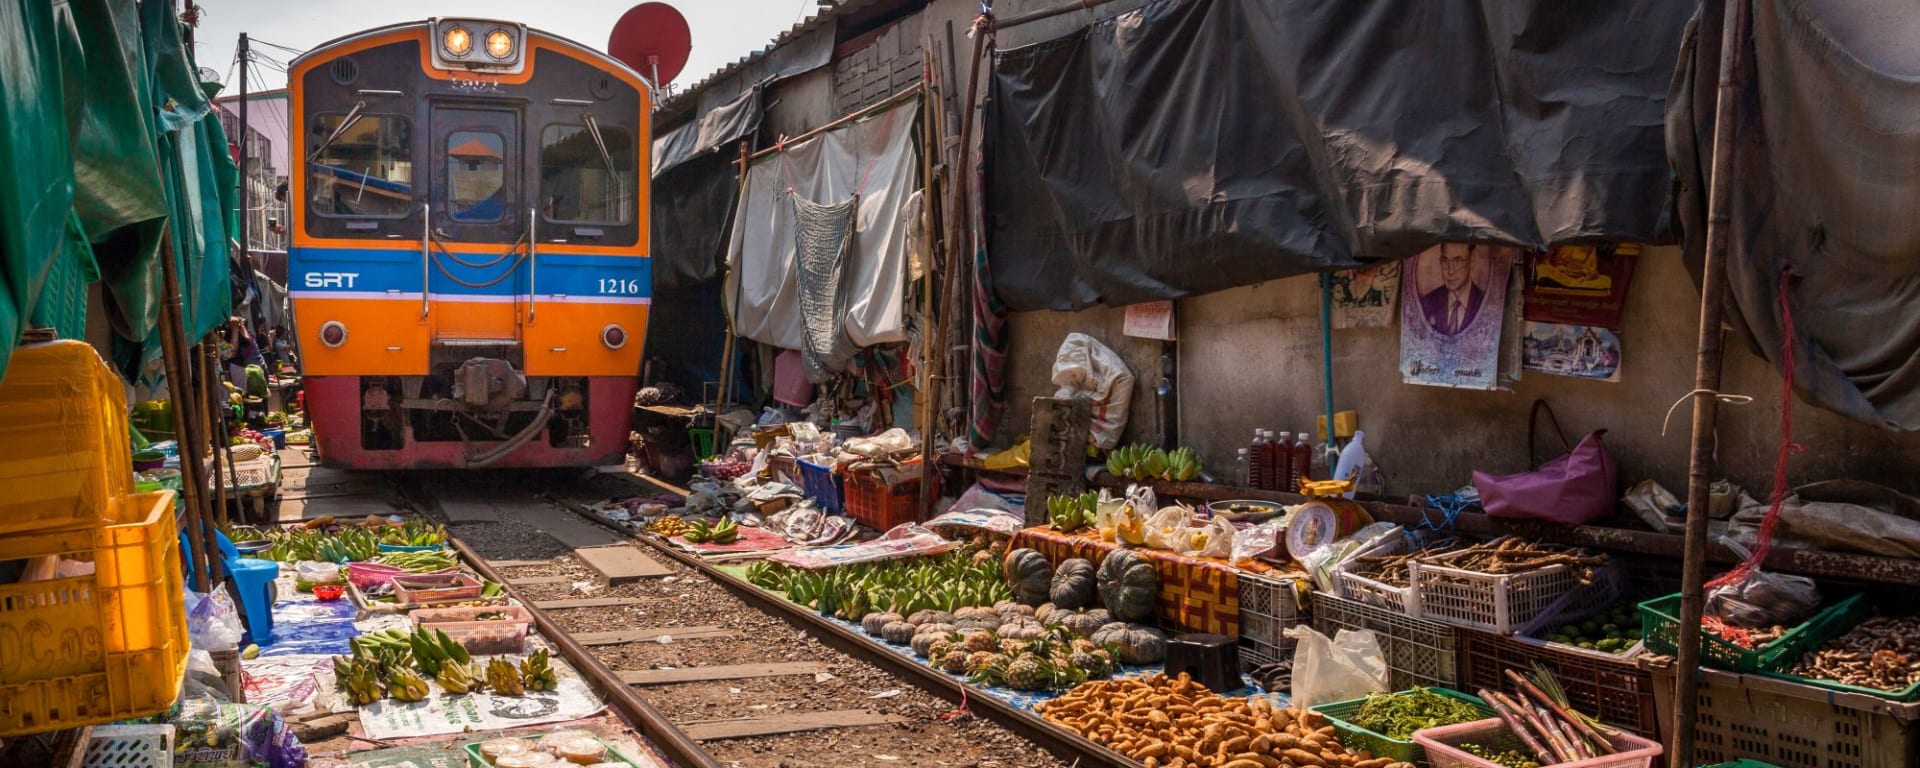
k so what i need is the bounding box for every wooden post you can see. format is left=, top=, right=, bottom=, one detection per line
left=916, top=45, right=943, bottom=519
left=1674, top=1, right=1749, bottom=765
left=943, top=17, right=991, bottom=447
left=157, top=231, right=213, bottom=594
left=716, top=140, right=750, bottom=410
left=1024, top=398, right=1091, bottom=528
left=201, top=342, right=231, bottom=528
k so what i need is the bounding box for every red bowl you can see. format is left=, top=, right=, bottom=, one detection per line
left=313, top=584, right=345, bottom=601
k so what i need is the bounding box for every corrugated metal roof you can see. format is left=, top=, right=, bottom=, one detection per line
left=662, top=0, right=897, bottom=111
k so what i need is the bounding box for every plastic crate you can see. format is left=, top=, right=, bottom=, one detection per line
left=1639, top=593, right=1868, bottom=673
left=0, top=341, right=134, bottom=537
left=1313, top=590, right=1459, bottom=690
left=1753, top=613, right=1920, bottom=702
left=1238, top=571, right=1308, bottom=667
left=844, top=462, right=934, bottom=532
left=0, top=490, right=187, bottom=736
left=797, top=457, right=843, bottom=514
left=1457, top=627, right=1662, bottom=737
left=1653, top=665, right=1920, bottom=768
left=463, top=736, right=647, bottom=767
left=392, top=572, right=485, bottom=604
left=1334, top=536, right=1420, bottom=614
left=1311, top=688, right=1491, bottom=765
left=411, top=605, right=535, bottom=655
left=377, top=542, right=447, bottom=553
left=1415, top=717, right=1664, bottom=768
left=83, top=723, right=174, bottom=768
left=1413, top=551, right=1619, bottom=634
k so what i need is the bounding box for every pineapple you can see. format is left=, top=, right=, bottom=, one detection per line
left=968, top=653, right=1012, bottom=687
left=998, top=638, right=1027, bottom=657
left=521, top=649, right=559, bottom=692
left=1070, top=651, right=1110, bottom=677
left=940, top=650, right=971, bottom=674
left=436, top=661, right=477, bottom=695
left=1004, top=654, right=1045, bottom=691
left=927, top=639, right=955, bottom=660
left=1071, top=639, right=1097, bottom=654
left=487, top=657, right=526, bottom=696
left=963, top=631, right=997, bottom=654
left=965, top=651, right=997, bottom=674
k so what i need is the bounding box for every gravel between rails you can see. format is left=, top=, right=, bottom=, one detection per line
left=422, top=474, right=1072, bottom=768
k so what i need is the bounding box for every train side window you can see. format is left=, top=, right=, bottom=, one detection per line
left=447, top=130, right=508, bottom=222
left=308, top=114, right=414, bottom=219
left=538, top=124, right=634, bottom=225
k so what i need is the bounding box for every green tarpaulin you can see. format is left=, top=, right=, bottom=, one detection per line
left=0, top=0, right=78, bottom=379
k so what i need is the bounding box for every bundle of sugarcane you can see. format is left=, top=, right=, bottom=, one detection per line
left=1475, top=665, right=1621, bottom=764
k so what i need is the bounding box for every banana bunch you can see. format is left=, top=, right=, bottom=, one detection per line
left=682, top=517, right=739, bottom=545
left=1164, top=446, right=1203, bottom=482
left=436, top=660, right=482, bottom=695
left=332, top=656, right=386, bottom=706
left=520, top=649, right=558, bottom=692
left=373, top=549, right=459, bottom=572
left=379, top=519, right=448, bottom=547
left=349, top=628, right=416, bottom=671
left=1105, top=444, right=1146, bottom=479
left=1048, top=491, right=1100, bottom=533
left=486, top=657, right=525, bottom=696
left=385, top=667, right=430, bottom=702
left=1104, top=444, right=1203, bottom=482
left=407, top=626, right=471, bottom=677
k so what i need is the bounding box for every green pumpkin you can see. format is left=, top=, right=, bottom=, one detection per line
left=1097, top=550, right=1160, bottom=622
left=863, top=612, right=904, bottom=637
left=1003, top=548, right=1054, bottom=606
left=881, top=621, right=917, bottom=645
left=1056, top=610, right=1107, bottom=639
left=1090, top=622, right=1168, bottom=665
left=1049, top=558, right=1098, bottom=609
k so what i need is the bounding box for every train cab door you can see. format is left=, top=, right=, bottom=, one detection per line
left=427, top=104, right=525, bottom=342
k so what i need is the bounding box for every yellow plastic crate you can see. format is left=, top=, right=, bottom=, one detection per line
left=0, top=490, right=187, bottom=736
left=0, top=341, right=133, bottom=536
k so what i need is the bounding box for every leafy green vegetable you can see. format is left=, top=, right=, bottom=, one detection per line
left=1349, top=688, right=1486, bottom=740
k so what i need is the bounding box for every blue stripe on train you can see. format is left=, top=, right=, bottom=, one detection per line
left=290, top=247, right=651, bottom=298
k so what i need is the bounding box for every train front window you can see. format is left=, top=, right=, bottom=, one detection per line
left=308, top=114, right=413, bottom=218
left=539, top=124, right=634, bottom=224
left=447, top=130, right=508, bottom=222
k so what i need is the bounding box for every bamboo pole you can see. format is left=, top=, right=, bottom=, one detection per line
left=993, top=0, right=1124, bottom=30
left=744, top=85, right=925, bottom=163
left=945, top=14, right=990, bottom=448
left=158, top=231, right=213, bottom=594
left=916, top=45, right=942, bottom=518
left=1674, top=1, right=1750, bottom=765
left=199, top=342, right=229, bottom=528
left=716, top=140, right=750, bottom=411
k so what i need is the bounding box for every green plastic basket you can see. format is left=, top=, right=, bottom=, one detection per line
left=1311, top=687, right=1491, bottom=765
left=1638, top=592, right=1868, bottom=673
left=1754, top=610, right=1920, bottom=702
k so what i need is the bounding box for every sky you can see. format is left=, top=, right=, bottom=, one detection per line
left=193, top=0, right=813, bottom=97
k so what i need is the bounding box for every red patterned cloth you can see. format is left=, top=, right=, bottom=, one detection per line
left=1008, top=526, right=1274, bottom=638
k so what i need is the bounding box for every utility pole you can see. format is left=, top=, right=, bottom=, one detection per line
left=238, top=32, right=250, bottom=261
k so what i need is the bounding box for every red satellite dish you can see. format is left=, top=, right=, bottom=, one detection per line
left=609, top=3, right=693, bottom=86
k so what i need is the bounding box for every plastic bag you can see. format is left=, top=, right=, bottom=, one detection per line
left=293, top=561, right=340, bottom=584
left=1108, top=485, right=1157, bottom=545
left=1143, top=505, right=1192, bottom=551
left=185, top=589, right=244, bottom=652
left=165, top=698, right=308, bottom=768
left=1707, top=538, right=1821, bottom=628
left=1622, top=479, right=1681, bottom=532
left=1284, top=625, right=1389, bottom=709
left=1050, top=333, right=1135, bottom=450
left=1230, top=518, right=1287, bottom=565
left=1188, top=515, right=1237, bottom=559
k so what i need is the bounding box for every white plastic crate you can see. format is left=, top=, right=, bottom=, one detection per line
left=1237, top=572, right=1307, bottom=667
left=84, top=724, right=174, bottom=768
left=1332, top=536, right=1419, bottom=613
left=1412, top=549, right=1614, bottom=634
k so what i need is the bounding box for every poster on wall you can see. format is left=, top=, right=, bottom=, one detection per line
left=1523, top=322, right=1623, bottom=382
left=1400, top=243, right=1515, bottom=390
left=1331, top=263, right=1401, bottom=329
left=1524, top=243, right=1638, bottom=329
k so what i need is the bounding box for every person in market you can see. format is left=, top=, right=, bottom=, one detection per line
left=223, top=316, right=267, bottom=386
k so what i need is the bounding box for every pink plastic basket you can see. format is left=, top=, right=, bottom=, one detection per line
left=391, top=572, right=483, bottom=604
left=1413, top=718, right=1663, bottom=768
left=409, top=605, right=532, bottom=655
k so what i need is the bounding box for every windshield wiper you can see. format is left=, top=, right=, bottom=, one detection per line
left=307, top=100, right=367, bottom=163
left=581, top=113, right=620, bottom=179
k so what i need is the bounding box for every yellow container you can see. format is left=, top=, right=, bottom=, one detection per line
left=0, top=341, right=134, bottom=536
left=0, top=490, right=187, bottom=736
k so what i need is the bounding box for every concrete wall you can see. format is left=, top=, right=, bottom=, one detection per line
left=994, top=247, right=1920, bottom=498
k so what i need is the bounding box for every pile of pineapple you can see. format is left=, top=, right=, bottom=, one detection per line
left=334, top=626, right=559, bottom=705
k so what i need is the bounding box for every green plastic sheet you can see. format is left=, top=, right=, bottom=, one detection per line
left=0, top=0, right=78, bottom=379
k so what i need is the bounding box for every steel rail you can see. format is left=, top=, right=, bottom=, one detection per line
left=537, top=480, right=1141, bottom=768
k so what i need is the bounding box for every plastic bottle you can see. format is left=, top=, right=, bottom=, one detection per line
left=1264, top=430, right=1287, bottom=491
left=1333, top=430, right=1369, bottom=499
left=1235, top=448, right=1252, bottom=489
left=1248, top=431, right=1269, bottom=490
left=1291, top=432, right=1313, bottom=491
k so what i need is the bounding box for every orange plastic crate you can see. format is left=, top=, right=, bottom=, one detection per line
left=844, top=462, right=936, bottom=531
left=0, top=490, right=188, bottom=736
left=0, top=341, right=134, bottom=537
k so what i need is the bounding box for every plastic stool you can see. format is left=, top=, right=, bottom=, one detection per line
left=180, top=529, right=279, bottom=646
left=1166, top=632, right=1241, bottom=694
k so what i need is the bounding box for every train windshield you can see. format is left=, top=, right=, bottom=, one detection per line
left=539, top=124, right=634, bottom=224
left=308, top=114, right=414, bottom=218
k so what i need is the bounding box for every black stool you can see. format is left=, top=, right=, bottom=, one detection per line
left=1166, top=632, right=1241, bottom=693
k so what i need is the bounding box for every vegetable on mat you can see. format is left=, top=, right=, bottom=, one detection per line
left=1347, top=689, right=1485, bottom=740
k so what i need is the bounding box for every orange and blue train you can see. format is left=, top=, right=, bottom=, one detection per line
left=289, top=19, right=650, bottom=469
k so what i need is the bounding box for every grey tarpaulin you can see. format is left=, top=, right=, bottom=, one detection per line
left=986, top=0, right=1691, bottom=312
left=725, top=98, right=916, bottom=356
left=1671, top=0, right=1920, bottom=431
left=654, top=87, right=761, bottom=176
left=792, top=195, right=859, bottom=381
left=652, top=88, right=762, bottom=290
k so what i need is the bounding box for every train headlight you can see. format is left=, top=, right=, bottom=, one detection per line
left=442, top=25, right=473, bottom=57
left=485, top=29, right=515, bottom=60
left=320, top=321, right=348, bottom=348
left=601, top=324, right=627, bottom=350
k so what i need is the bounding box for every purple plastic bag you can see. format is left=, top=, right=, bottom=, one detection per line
left=1472, top=402, right=1618, bottom=526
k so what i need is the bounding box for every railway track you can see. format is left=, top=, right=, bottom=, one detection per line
left=401, top=470, right=1112, bottom=768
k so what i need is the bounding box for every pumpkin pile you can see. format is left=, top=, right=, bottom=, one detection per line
left=998, top=547, right=1170, bottom=669
left=1040, top=673, right=1414, bottom=768
left=878, top=604, right=1118, bottom=691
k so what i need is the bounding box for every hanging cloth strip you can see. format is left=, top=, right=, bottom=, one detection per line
left=792, top=194, right=861, bottom=382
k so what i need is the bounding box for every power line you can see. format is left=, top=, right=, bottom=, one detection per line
left=250, top=38, right=307, bottom=57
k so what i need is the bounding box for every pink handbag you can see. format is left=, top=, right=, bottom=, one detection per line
left=1473, top=400, right=1618, bottom=525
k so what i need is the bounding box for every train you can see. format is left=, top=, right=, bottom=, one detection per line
left=288, top=18, right=652, bottom=469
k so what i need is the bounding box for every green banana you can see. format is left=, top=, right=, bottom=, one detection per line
left=437, top=628, right=470, bottom=665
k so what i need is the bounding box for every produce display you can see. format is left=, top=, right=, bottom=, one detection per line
left=1345, top=544, right=1450, bottom=588
left=265, top=527, right=379, bottom=563
left=1048, top=491, right=1100, bottom=533
left=699, top=454, right=751, bottom=481
left=1107, top=445, right=1204, bottom=483
left=1456, top=744, right=1540, bottom=768
left=1039, top=672, right=1414, bottom=768
left=745, top=547, right=1013, bottom=621
left=1787, top=615, right=1920, bottom=692
left=1702, top=617, right=1788, bottom=649
left=1098, top=549, right=1161, bottom=622
left=373, top=549, right=461, bottom=573
left=1421, top=537, right=1610, bottom=585
left=1474, top=667, right=1625, bottom=765
left=334, top=627, right=559, bottom=704
left=472, top=729, right=629, bottom=768
left=379, top=519, right=448, bottom=547
left=645, top=515, right=692, bottom=537
left=915, top=620, right=1115, bottom=692
left=682, top=517, right=739, bottom=545
left=1345, top=689, right=1486, bottom=740
left=1538, top=604, right=1642, bottom=654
